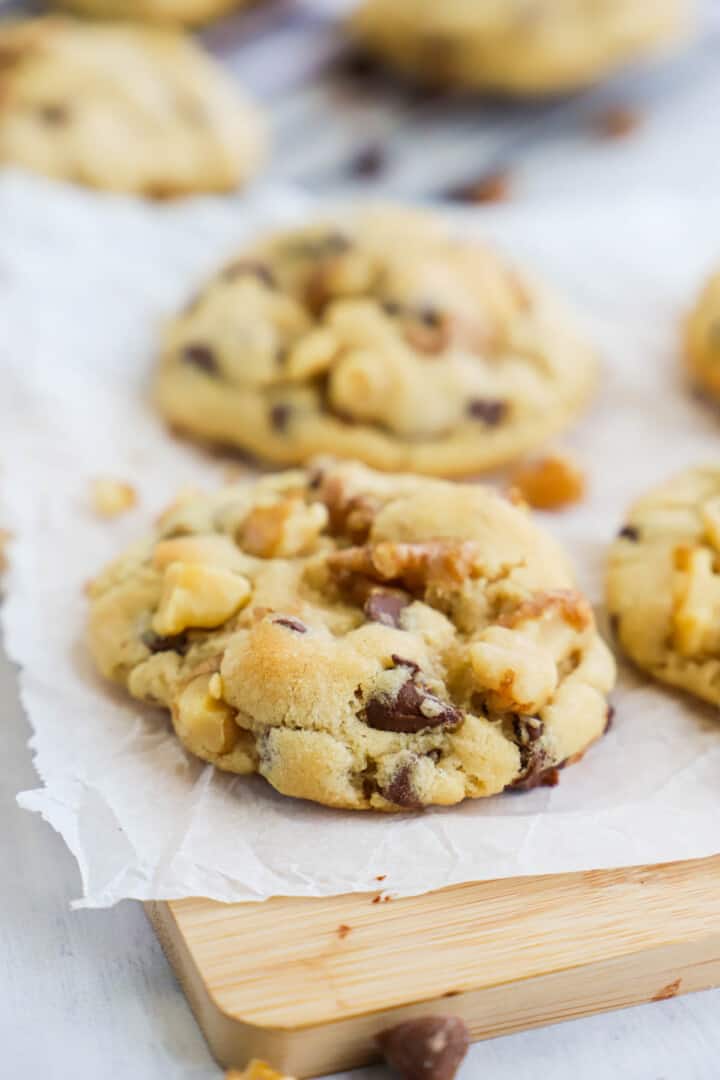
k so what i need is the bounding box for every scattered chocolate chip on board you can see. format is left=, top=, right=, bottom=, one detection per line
left=377, top=1016, right=470, bottom=1080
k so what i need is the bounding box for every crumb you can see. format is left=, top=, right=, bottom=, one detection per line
left=371, top=894, right=382, bottom=904
left=375, top=874, right=386, bottom=882
left=447, top=169, right=512, bottom=204
left=348, top=143, right=386, bottom=179
left=509, top=453, right=586, bottom=511
left=337, top=924, right=352, bottom=939
left=90, top=477, right=137, bottom=518
left=651, top=978, right=682, bottom=1002
left=0, top=528, right=12, bottom=574
left=382, top=895, right=392, bottom=902
left=225, top=1060, right=295, bottom=1080
left=595, top=105, right=641, bottom=139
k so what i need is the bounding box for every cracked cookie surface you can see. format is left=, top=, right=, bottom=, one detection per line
left=607, top=465, right=720, bottom=705
left=348, top=0, right=689, bottom=95
left=0, top=18, right=266, bottom=195
left=685, top=272, right=720, bottom=402
left=88, top=460, right=615, bottom=810
left=155, top=209, right=597, bottom=475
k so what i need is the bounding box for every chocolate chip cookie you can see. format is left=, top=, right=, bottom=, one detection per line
left=0, top=18, right=266, bottom=196
left=348, top=0, right=690, bottom=95
left=155, top=209, right=598, bottom=475
left=607, top=465, right=720, bottom=705
left=684, top=271, right=720, bottom=402
left=87, top=460, right=615, bottom=810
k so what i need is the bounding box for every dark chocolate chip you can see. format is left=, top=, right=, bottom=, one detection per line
left=222, top=260, right=276, bottom=289
left=273, top=616, right=307, bottom=634
left=37, top=104, right=69, bottom=126
left=269, top=403, right=291, bottom=432
left=141, top=628, right=188, bottom=655
left=348, top=143, right=386, bottom=179
left=419, top=306, right=443, bottom=328
left=334, top=47, right=383, bottom=81
left=383, top=762, right=424, bottom=809
left=618, top=525, right=640, bottom=541
left=181, top=344, right=219, bottom=375
left=390, top=654, right=420, bottom=675
left=377, top=1016, right=470, bottom=1080
left=364, top=675, right=462, bottom=734
left=364, top=591, right=410, bottom=628
left=509, top=761, right=561, bottom=792
left=605, top=705, right=615, bottom=734
left=467, top=398, right=507, bottom=426
left=512, top=715, right=544, bottom=747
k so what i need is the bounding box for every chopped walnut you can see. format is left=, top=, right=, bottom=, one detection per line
left=509, top=454, right=586, bottom=511
left=672, top=545, right=720, bottom=656
left=317, top=474, right=381, bottom=542
left=701, top=495, right=720, bottom=552
left=90, top=477, right=137, bottom=518
left=239, top=496, right=328, bottom=558
left=499, top=589, right=592, bottom=633
left=153, top=562, right=251, bottom=636
left=470, top=626, right=558, bottom=714
left=327, top=540, right=484, bottom=593
left=226, top=1061, right=295, bottom=1080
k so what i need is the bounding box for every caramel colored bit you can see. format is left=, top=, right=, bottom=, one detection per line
left=90, top=477, right=137, bottom=518
left=509, top=454, right=586, bottom=511
left=318, top=475, right=380, bottom=541
left=500, top=589, right=592, bottom=632
left=328, top=540, right=483, bottom=593
left=226, top=1060, right=295, bottom=1080
left=239, top=497, right=327, bottom=558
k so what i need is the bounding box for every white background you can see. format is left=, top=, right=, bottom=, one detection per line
left=4, top=1, right=720, bottom=1076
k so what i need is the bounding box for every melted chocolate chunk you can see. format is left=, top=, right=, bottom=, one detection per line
left=419, top=306, right=444, bottom=328
left=383, top=763, right=424, bottom=809
left=605, top=704, right=615, bottom=734
left=273, top=616, right=307, bottom=634
left=364, top=591, right=410, bottom=628
left=508, top=761, right=561, bottom=792
left=618, top=524, right=640, bottom=541
left=377, top=1016, right=470, bottom=1080
left=467, top=398, right=507, bottom=426
left=181, top=344, right=218, bottom=375
left=390, top=654, right=420, bottom=675
left=141, top=628, right=188, bottom=655
left=364, top=665, right=461, bottom=734
left=222, top=260, right=276, bottom=288
left=269, top=403, right=291, bottom=432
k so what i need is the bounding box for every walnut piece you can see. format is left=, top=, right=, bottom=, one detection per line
left=672, top=544, right=720, bottom=656
left=239, top=496, right=327, bottom=559
left=328, top=540, right=484, bottom=593
left=90, top=477, right=137, bottom=518
left=470, top=625, right=558, bottom=714
left=174, top=674, right=239, bottom=756
left=509, top=454, right=585, bottom=511
left=499, top=589, right=591, bottom=633
left=153, top=562, right=251, bottom=636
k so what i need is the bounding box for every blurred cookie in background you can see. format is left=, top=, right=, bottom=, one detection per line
left=347, top=0, right=693, bottom=96
left=0, top=18, right=267, bottom=196
left=50, top=0, right=255, bottom=28
left=685, top=271, right=720, bottom=402
left=155, top=207, right=598, bottom=475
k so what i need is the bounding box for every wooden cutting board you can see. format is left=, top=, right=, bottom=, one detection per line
left=146, top=855, right=720, bottom=1078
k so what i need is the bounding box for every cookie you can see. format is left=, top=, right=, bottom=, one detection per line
left=51, top=0, right=251, bottom=27
left=684, top=272, right=720, bottom=401
left=607, top=465, right=720, bottom=705
left=87, top=459, right=615, bottom=811
left=0, top=18, right=266, bottom=195
left=348, top=0, right=690, bottom=95
left=155, top=209, right=597, bottom=475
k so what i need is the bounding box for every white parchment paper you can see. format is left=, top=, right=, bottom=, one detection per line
left=2, top=170, right=720, bottom=908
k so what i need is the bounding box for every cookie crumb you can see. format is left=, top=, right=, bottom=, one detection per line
left=377, top=1016, right=470, bottom=1080
left=371, top=894, right=382, bottom=904
left=90, top=477, right=137, bottom=518
left=337, top=923, right=352, bottom=939
left=0, top=528, right=12, bottom=574
left=225, top=1061, right=295, bottom=1080
left=595, top=105, right=641, bottom=139
left=375, top=873, right=386, bottom=881
left=509, top=453, right=585, bottom=511
left=447, top=169, right=511, bottom=204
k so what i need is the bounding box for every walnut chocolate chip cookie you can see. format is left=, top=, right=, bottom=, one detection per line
left=607, top=466, right=720, bottom=705
left=155, top=209, right=598, bottom=476
left=684, top=271, right=720, bottom=402
left=0, top=18, right=266, bottom=196
left=87, top=460, right=615, bottom=811
left=348, top=0, right=691, bottom=95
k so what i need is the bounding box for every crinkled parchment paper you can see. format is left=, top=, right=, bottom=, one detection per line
left=2, top=170, right=720, bottom=908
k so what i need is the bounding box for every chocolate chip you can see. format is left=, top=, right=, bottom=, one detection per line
left=605, top=705, right=615, bottom=734
left=512, top=715, right=544, bottom=746
left=348, top=143, right=386, bottom=179
left=509, top=761, right=561, bottom=792
left=377, top=1016, right=470, bottom=1080
left=609, top=613, right=620, bottom=637
left=364, top=591, right=410, bottom=628
left=181, top=344, right=219, bottom=375
left=383, top=763, right=424, bottom=809
left=419, top=306, right=444, bottom=328
left=382, top=300, right=403, bottom=317
left=270, top=403, right=291, bottom=432
left=222, top=260, right=276, bottom=288
left=364, top=672, right=462, bottom=734
left=273, top=616, right=307, bottom=634
left=141, top=628, right=188, bottom=655
left=618, top=525, right=640, bottom=541
left=334, top=47, right=383, bottom=81
left=390, top=654, right=420, bottom=675
left=467, top=398, right=507, bottom=426
left=37, top=104, right=69, bottom=126
left=507, top=717, right=556, bottom=791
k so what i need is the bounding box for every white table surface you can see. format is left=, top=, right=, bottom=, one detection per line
left=4, top=5, right=720, bottom=1077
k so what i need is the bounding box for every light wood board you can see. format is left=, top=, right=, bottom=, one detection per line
left=146, top=855, right=720, bottom=1077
